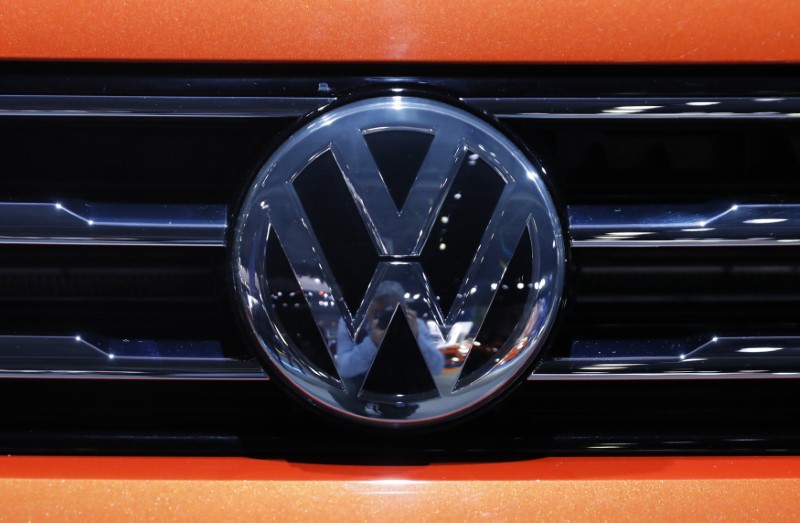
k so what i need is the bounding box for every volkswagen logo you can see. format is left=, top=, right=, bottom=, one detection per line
left=233, top=96, right=565, bottom=427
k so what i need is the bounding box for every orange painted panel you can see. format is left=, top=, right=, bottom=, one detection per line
left=1, top=457, right=799, bottom=521
left=0, top=0, right=799, bottom=63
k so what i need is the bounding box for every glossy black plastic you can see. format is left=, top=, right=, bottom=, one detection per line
left=0, top=64, right=799, bottom=451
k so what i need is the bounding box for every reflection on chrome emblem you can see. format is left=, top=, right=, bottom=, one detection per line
left=233, top=96, right=565, bottom=426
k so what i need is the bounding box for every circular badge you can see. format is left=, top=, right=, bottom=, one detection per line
left=233, top=96, right=565, bottom=426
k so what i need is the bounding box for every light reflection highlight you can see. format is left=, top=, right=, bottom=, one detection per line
left=744, top=218, right=788, bottom=225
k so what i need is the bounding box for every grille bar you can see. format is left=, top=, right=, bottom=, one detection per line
left=6, top=332, right=800, bottom=380
left=467, top=97, right=800, bottom=118
left=0, top=95, right=332, bottom=118
left=6, top=95, right=800, bottom=120
left=532, top=336, right=800, bottom=380
left=3, top=200, right=797, bottom=249
left=570, top=203, right=800, bottom=247
left=0, top=201, right=226, bottom=246
left=0, top=335, right=262, bottom=379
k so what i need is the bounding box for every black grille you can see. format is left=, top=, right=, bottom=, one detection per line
left=1, top=63, right=800, bottom=456
left=3, top=379, right=799, bottom=457
left=0, top=116, right=288, bottom=204
left=564, top=247, right=800, bottom=345
left=509, top=119, right=800, bottom=204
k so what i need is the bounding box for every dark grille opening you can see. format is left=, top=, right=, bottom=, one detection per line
left=0, top=117, right=289, bottom=204
left=0, top=379, right=798, bottom=457
left=507, top=120, right=800, bottom=204
left=0, top=245, right=249, bottom=359
left=563, top=247, right=800, bottom=336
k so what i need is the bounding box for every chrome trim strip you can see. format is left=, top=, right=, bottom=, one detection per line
left=3, top=201, right=797, bottom=249
left=569, top=203, right=800, bottom=247
left=0, top=367, right=265, bottom=380
left=3, top=96, right=799, bottom=120
left=531, top=336, right=800, bottom=380
left=0, top=201, right=227, bottom=246
left=7, top=96, right=798, bottom=120
left=466, top=97, right=800, bottom=119
left=0, top=95, right=333, bottom=118
left=0, top=334, right=265, bottom=380
left=3, top=332, right=800, bottom=381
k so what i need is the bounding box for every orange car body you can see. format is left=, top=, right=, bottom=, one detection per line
left=2, top=1, right=800, bottom=520
left=3, top=0, right=800, bottom=63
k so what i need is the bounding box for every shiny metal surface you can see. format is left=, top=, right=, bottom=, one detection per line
left=6, top=332, right=800, bottom=380
left=2, top=200, right=798, bottom=249
left=570, top=203, right=800, bottom=247
left=0, top=95, right=331, bottom=118
left=0, top=201, right=226, bottom=246
left=533, top=336, right=800, bottom=379
left=233, top=96, right=565, bottom=425
left=468, top=97, right=800, bottom=118
left=5, top=95, right=800, bottom=120
left=0, top=335, right=261, bottom=379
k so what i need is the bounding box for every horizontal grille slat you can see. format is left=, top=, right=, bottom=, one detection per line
left=0, top=201, right=226, bottom=246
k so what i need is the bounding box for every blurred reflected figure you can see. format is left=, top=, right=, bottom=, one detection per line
left=336, top=281, right=444, bottom=379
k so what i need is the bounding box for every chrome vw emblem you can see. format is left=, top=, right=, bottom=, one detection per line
left=233, top=96, right=565, bottom=426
